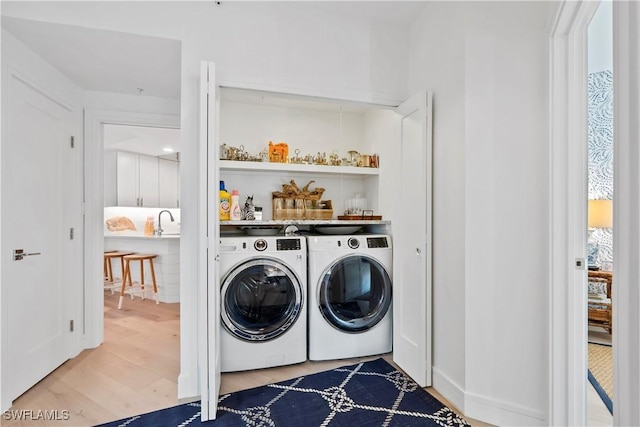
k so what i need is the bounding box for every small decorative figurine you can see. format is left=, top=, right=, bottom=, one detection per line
left=242, top=195, right=256, bottom=220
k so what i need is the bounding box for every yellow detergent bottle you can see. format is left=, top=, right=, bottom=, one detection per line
left=219, top=181, right=231, bottom=221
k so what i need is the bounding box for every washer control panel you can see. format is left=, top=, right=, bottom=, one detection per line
left=232, top=237, right=304, bottom=253
left=276, top=238, right=302, bottom=251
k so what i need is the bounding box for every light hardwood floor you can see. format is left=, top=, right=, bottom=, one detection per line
left=4, top=294, right=181, bottom=426
left=3, top=293, right=609, bottom=426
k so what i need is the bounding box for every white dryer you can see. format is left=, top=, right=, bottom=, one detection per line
left=219, top=236, right=306, bottom=372
left=307, top=234, right=392, bottom=361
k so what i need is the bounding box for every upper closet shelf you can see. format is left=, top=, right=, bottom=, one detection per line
left=219, top=160, right=380, bottom=176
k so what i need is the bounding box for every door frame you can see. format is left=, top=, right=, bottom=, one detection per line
left=550, top=1, right=640, bottom=425
left=548, top=2, right=598, bottom=424
left=611, top=2, right=640, bottom=425
left=83, top=109, right=180, bottom=349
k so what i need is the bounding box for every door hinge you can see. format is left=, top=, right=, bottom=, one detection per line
left=70, top=228, right=74, bottom=240
left=70, top=136, right=75, bottom=148
left=69, top=320, right=74, bottom=332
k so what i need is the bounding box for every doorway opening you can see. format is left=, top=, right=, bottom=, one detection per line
left=101, top=122, right=182, bottom=411
left=586, top=0, right=614, bottom=421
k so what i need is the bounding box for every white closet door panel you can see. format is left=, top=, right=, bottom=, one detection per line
left=393, top=91, right=433, bottom=387
left=199, top=60, right=220, bottom=421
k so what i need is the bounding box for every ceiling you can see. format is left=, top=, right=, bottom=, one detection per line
left=104, top=124, right=181, bottom=157
left=1, top=16, right=182, bottom=99
left=296, top=1, right=427, bottom=26
left=1, top=2, right=425, bottom=99
left=2, top=16, right=182, bottom=155
left=1, top=2, right=425, bottom=155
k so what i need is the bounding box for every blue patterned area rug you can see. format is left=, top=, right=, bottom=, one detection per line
left=98, top=358, right=470, bottom=426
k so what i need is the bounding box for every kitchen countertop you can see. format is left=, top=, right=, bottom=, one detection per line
left=104, top=234, right=180, bottom=239
left=221, top=219, right=390, bottom=225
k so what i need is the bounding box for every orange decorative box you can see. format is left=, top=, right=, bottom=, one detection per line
left=268, top=141, right=288, bottom=163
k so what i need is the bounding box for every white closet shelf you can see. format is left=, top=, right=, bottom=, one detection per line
left=219, top=160, right=380, bottom=176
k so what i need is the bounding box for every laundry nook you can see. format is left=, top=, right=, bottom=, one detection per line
left=2, top=2, right=611, bottom=426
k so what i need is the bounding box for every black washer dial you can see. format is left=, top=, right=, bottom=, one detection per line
left=347, top=237, right=360, bottom=249
left=254, top=239, right=268, bottom=251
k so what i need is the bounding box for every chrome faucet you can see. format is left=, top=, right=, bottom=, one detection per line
left=157, top=210, right=175, bottom=236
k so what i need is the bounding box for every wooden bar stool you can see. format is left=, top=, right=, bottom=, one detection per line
left=118, top=253, right=159, bottom=309
left=104, top=250, right=117, bottom=281
left=104, top=251, right=134, bottom=294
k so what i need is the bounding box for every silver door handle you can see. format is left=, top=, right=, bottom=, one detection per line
left=14, top=249, right=42, bottom=261
left=416, top=248, right=422, bottom=255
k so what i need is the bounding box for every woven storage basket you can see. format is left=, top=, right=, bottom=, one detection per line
left=272, top=180, right=332, bottom=220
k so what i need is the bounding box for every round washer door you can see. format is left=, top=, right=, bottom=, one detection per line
left=318, top=254, right=392, bottom=333
left=221, top=258, right=303, bottom=341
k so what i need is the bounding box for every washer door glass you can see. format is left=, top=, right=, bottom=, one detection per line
left=221, top=258, right=302, bottom=341
left=319, top=254, right=392, bottom=333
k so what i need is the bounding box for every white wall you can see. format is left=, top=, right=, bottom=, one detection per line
left=408, top=0, right=468, bottom=408
left=1, top=1, right=411, bottom=403
left=84, top=91, right=180, bottom=115
left=409, top=2, right=554, bottom=425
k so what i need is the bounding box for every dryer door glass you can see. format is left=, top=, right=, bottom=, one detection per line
left=221, top=258, right=302, bottom=341
left=319, top=254, right=392, bottom=332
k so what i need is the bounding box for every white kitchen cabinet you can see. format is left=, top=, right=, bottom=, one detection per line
left=137, top=154, right=159, bottom=207
left=159, top=158, right=180, bottom=208
left=116, top=151, right=159, bottom=207
left=108, top=151, right=180, bottom=208
left=116, top=151, right=139, bottom=206
left=104, top=150, right=117, bottom=206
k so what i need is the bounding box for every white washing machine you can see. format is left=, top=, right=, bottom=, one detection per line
left=219, top=236, right=307, bottom=372
left=307, top=234, right=392, bottom=361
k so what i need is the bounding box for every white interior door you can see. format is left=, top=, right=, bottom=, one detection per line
left=199, top=61, right=220, bottom=421
left=3, top=74, right=75, bottom=402
left=393, top=91, right=433, bottom=387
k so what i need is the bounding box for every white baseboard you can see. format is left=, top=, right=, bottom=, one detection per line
left=432, top=367, right=466, bottom=412
left=432, top=367, right=546, bottom=426
left=178, top=371, right=198, bottom=401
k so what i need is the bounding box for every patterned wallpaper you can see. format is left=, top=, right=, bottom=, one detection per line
left=588, top=70, right=613, bottom=264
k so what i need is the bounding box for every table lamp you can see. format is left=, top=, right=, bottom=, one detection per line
left=588, top=199, right=613, bottom=268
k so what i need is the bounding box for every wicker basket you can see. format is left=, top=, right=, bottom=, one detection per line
left=304, top=199, right=333, bottom=219
left=305, top=208, right=334, bottom=220
left=272, top=180, right=332, bottom=220
left=272, top=198, right=333, bottom=220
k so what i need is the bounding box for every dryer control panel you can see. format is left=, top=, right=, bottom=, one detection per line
left=366, top=236, right=389, bottom=248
